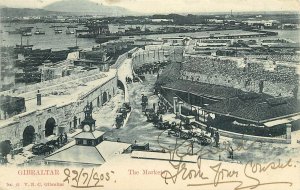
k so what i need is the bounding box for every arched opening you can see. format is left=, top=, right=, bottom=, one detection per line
left=117, top=80, right=125, bottom=91
left=23, top=125, right=35, bottom=146
left=45, top=118, right=56, bottom=137
left=117, top=79, right=125, bottom=98
left=102, top=91, right=108, bottom=105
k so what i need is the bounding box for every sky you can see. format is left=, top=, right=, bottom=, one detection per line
left=0, top=0, right=300, bottom=14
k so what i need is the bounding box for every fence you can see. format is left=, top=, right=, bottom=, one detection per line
left=194, top=121, right=290, bottom=144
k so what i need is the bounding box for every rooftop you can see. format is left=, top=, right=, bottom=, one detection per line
left=162, top=79, right=243, bottom=100
left=205, top=96, right=300, bottom=123
left=0, top=69, right=117, bottom=127
left=45, top=140, right=131, bottom=165
left=74, top=130, right=105, bottom=139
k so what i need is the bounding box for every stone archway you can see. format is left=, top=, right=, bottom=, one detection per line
left=117, top=80, right=125, bottom=91
left=23, top=125, right=35, bottom=146
left=102, top=91, right=108, bottom=105
left=45, top=117, right=56, bottom=137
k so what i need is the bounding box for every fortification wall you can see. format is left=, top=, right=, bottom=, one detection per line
left=132, top=46, right=184, bottom=69
left=0, top=69, right=102, bottom=97
left=180, top=56, right=299, bottom=98
left=0, top=75, right=117, bottom=146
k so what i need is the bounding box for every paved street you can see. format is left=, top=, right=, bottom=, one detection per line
left=102, top=73, right=300, bottom=164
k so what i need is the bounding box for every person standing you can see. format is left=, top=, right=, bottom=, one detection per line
left=215, top=131, right=220, bottom=147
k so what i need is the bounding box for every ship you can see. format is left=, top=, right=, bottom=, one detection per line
left=8, top=27, right=33, bottom=35
left=34, top=31, right=46, bottom=35
left=54, top=29, right=63, bottom=34
left=66, top=28, right=74, bottom=35
left=34, top=28, right=45, bottom=35
left=14, top=38, right=34, bottom=54
left=22, top=32, right=32, bottom=36
left=95, top=35, right=120, bottom=44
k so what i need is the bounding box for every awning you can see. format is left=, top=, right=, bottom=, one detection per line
left=264, top=114, right=300, bottom=127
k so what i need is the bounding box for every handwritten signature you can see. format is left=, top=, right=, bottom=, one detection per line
left=157, top=129, right=295, bottom=189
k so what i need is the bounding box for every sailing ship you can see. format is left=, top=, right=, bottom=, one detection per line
left=14, top=36, right=34, bottom=54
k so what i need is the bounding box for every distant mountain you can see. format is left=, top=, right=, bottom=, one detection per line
left=0, top=8, right=61, bottom=17
left=43, top=0, right=134, bottom=16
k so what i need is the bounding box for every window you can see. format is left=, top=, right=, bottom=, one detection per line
left=83, top=140, right=87, bottom=145
left=76, top=139, right=83, bottom=145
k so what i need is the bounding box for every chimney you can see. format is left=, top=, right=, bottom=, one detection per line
left=37, top=90, right=41, bottom=106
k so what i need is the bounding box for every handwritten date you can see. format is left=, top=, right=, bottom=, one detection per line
left=63, top=168, right=115, bottom=188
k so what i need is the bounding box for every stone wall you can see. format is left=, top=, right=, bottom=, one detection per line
left=180, top=56, right=299, bottom=98
left=111, top=48, right=139, bottom=69
left=0, top=69, right=102, bottom=97
left=132, top=46, right=184, bottom=69
left=0, top=75, right=117, bottom=146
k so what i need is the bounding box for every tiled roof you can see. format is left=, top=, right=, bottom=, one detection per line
left=205, top=96, right=300, bottom=122
left=162, top=80, right=242, bottom=99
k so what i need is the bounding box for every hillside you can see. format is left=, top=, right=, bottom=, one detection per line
left=0, top=8, right=61, bottom=17
left=43, top=0, right=133, bottom=16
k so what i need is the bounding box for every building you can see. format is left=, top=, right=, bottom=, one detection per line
left=0, top=47, right=15, bottom=92
left=44, top=103, right=131, bottom=166
left=74, top=49, right=109, bottom=71
left=0, top=95, right=25, bottom=120
left=156, top=55, right=300, bottom=139
left=151, top=18, right=174, bottom=23
left=242, top=20, right=280, bottom=29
